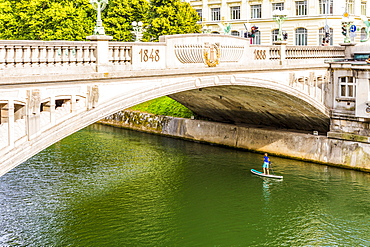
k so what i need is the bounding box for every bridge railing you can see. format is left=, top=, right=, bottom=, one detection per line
left=0, top=34, right=346, bottom=78
left=284, top=46, right=346, bottom=59
left=0, top=40, right=97, bottom=76
left=248, top=44, right=345, bottom=68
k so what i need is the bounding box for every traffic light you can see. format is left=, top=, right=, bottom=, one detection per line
left=342, top=25, right=347, bottom=36
left=250, top=25, right=258, bottom=38
left=283, top=32, right=288, bottom=40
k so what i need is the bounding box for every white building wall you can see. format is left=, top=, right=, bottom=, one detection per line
left=189, top=0, right=370, bottom=46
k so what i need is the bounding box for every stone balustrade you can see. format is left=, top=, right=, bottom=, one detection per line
left=0, top=40, right=97, bottom=76
left=0, top=34, right=346, bottom=79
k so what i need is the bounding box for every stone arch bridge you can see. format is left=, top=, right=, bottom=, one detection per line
left=0, top=34, right=346, bottom=176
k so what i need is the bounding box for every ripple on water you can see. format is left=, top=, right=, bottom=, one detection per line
left=1, top=124, right=370, bottom=246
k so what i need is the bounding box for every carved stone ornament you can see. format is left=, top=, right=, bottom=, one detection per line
left=27, top=89, right=41, bottom=114
left=87, top=85, right=99, bottom=109
left=203, top=42, right=221, bottom=67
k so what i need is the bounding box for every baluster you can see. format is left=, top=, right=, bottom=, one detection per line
left=54, top=46, right=62, bottom=67
left=14, top=45, right=24, bottom=68
left=6, top=45, right=15, bottom=68
left=30, top=46, right=39, bottom=68
left=61, top=46, right=70, bottom=67
left=0, top=45, right=6, bottom=69
left=122, top=47, right=128, bottom=63
left=46, top=46, right=55, bottom=67
left=90, top=46, right=96, bottom=64
left=125, top=47, right=132, bottom=64
left=39, top=46, right=47, bottom=67
left=108, top=46, right=114, bottom=64
left=82, top=46, right=90, bottom=65
left=69, top=46, right=77, bottom=66
left=75, top=46, right=83, bottom=66
left=113, top=46, right=118, bottom=65
left=23, top=45, right=31, bottom=68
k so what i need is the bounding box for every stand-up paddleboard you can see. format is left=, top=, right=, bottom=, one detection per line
left=251, top=169, right=283, bottom=179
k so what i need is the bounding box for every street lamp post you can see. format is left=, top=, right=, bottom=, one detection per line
left=272, top=9, right=288, bottom=43
left=90, top=0, right=108, bottom=35
left=132, top=21, right=144, bottom=42
left=361, top=15, right=370, bottom=42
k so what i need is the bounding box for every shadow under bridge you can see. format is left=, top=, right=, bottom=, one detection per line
left=169, top=85, right=330, bottom=133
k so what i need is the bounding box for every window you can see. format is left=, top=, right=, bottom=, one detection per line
left=272, top=29, right=279, bottom=43
left=319, top=27, right=333, bottom=45
left=196, top=9, right=202, bottom=20
left=361, top=1, right=367, bottom=16
left=230, top=6, right=240, bottom=20
left=272, top=3, right=284, bottom=11
left=296, top=1, right=307, bottom=16
left=295, top=28, right=307, bottom=45
left=319, top=0, right=333, bottom=15
left=339, top=77, right=355, bottom=98
left=251, top=31, right=261, bottom=44
left=211, top=8, right=221, bottom=21
left=231, top=31, right=240, bottom=37
left=346, top=0, right=354, bottom=14
left=251, top=5, right=261, bottom=19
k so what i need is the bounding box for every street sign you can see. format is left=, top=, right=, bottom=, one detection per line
left=350, top=25, right=357, bottom=32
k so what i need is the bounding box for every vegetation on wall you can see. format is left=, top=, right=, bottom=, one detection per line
left=129, top=96, right=195, bottom=118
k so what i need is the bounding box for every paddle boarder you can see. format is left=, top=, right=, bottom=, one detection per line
left=263, top=153, right=270, bottom=175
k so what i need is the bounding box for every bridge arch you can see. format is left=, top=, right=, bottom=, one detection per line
left=0, top=70, right=329, bottom=176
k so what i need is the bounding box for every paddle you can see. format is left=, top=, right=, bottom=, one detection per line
left=269, top=162, right=276, bottom=175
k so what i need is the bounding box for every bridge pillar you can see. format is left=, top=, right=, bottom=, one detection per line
left=1, top=100, right=15, bottom=147
left=86, top=35, right=113, bottom=73
left=49, top=96, right=56, bottom=125
left=8, top=100, right=14, bottom=147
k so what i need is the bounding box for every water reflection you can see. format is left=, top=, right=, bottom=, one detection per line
left=0, top=124, right=369, bottom=246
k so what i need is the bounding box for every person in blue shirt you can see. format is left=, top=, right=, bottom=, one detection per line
left=263, top=153, right=270, bottom=175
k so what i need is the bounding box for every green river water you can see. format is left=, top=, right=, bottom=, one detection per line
left=0, top=124, right=369, bottom=246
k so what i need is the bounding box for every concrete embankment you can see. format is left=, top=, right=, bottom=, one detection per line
left=99, top=110, right=370, bottom=172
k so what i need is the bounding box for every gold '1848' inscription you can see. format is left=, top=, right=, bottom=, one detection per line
left=139, top=49, right=160, bottom=62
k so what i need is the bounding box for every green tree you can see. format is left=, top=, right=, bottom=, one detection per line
left=0, top=0, right=201, bottom=42
left=104, top=0, right=149, bottom=41
left=0, top=0, right=94, bottom=40
left=144, top=0, right=201, bottom=42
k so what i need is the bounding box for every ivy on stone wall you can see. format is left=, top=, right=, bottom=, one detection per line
left=129, top=96, right=194, bottom=118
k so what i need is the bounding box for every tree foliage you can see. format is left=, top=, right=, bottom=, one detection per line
left=0, top=0, right=200, bottom=41
left=0, top=0, right=95, bottom=40
left=144, top=0, right=201, bottom=41
left=104, top=0, right=149, bottom=41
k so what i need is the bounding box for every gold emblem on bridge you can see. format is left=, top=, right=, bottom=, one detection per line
left=203, top=43, right=221, bottom=67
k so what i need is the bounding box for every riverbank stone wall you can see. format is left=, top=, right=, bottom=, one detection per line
left=99, top=110, right=370, bottom=172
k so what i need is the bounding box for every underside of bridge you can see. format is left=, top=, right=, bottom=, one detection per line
left=169, top=85, right=330, bottom=133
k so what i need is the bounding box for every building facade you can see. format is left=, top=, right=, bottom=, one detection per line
left=185, top=0, right=370, bottom=46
